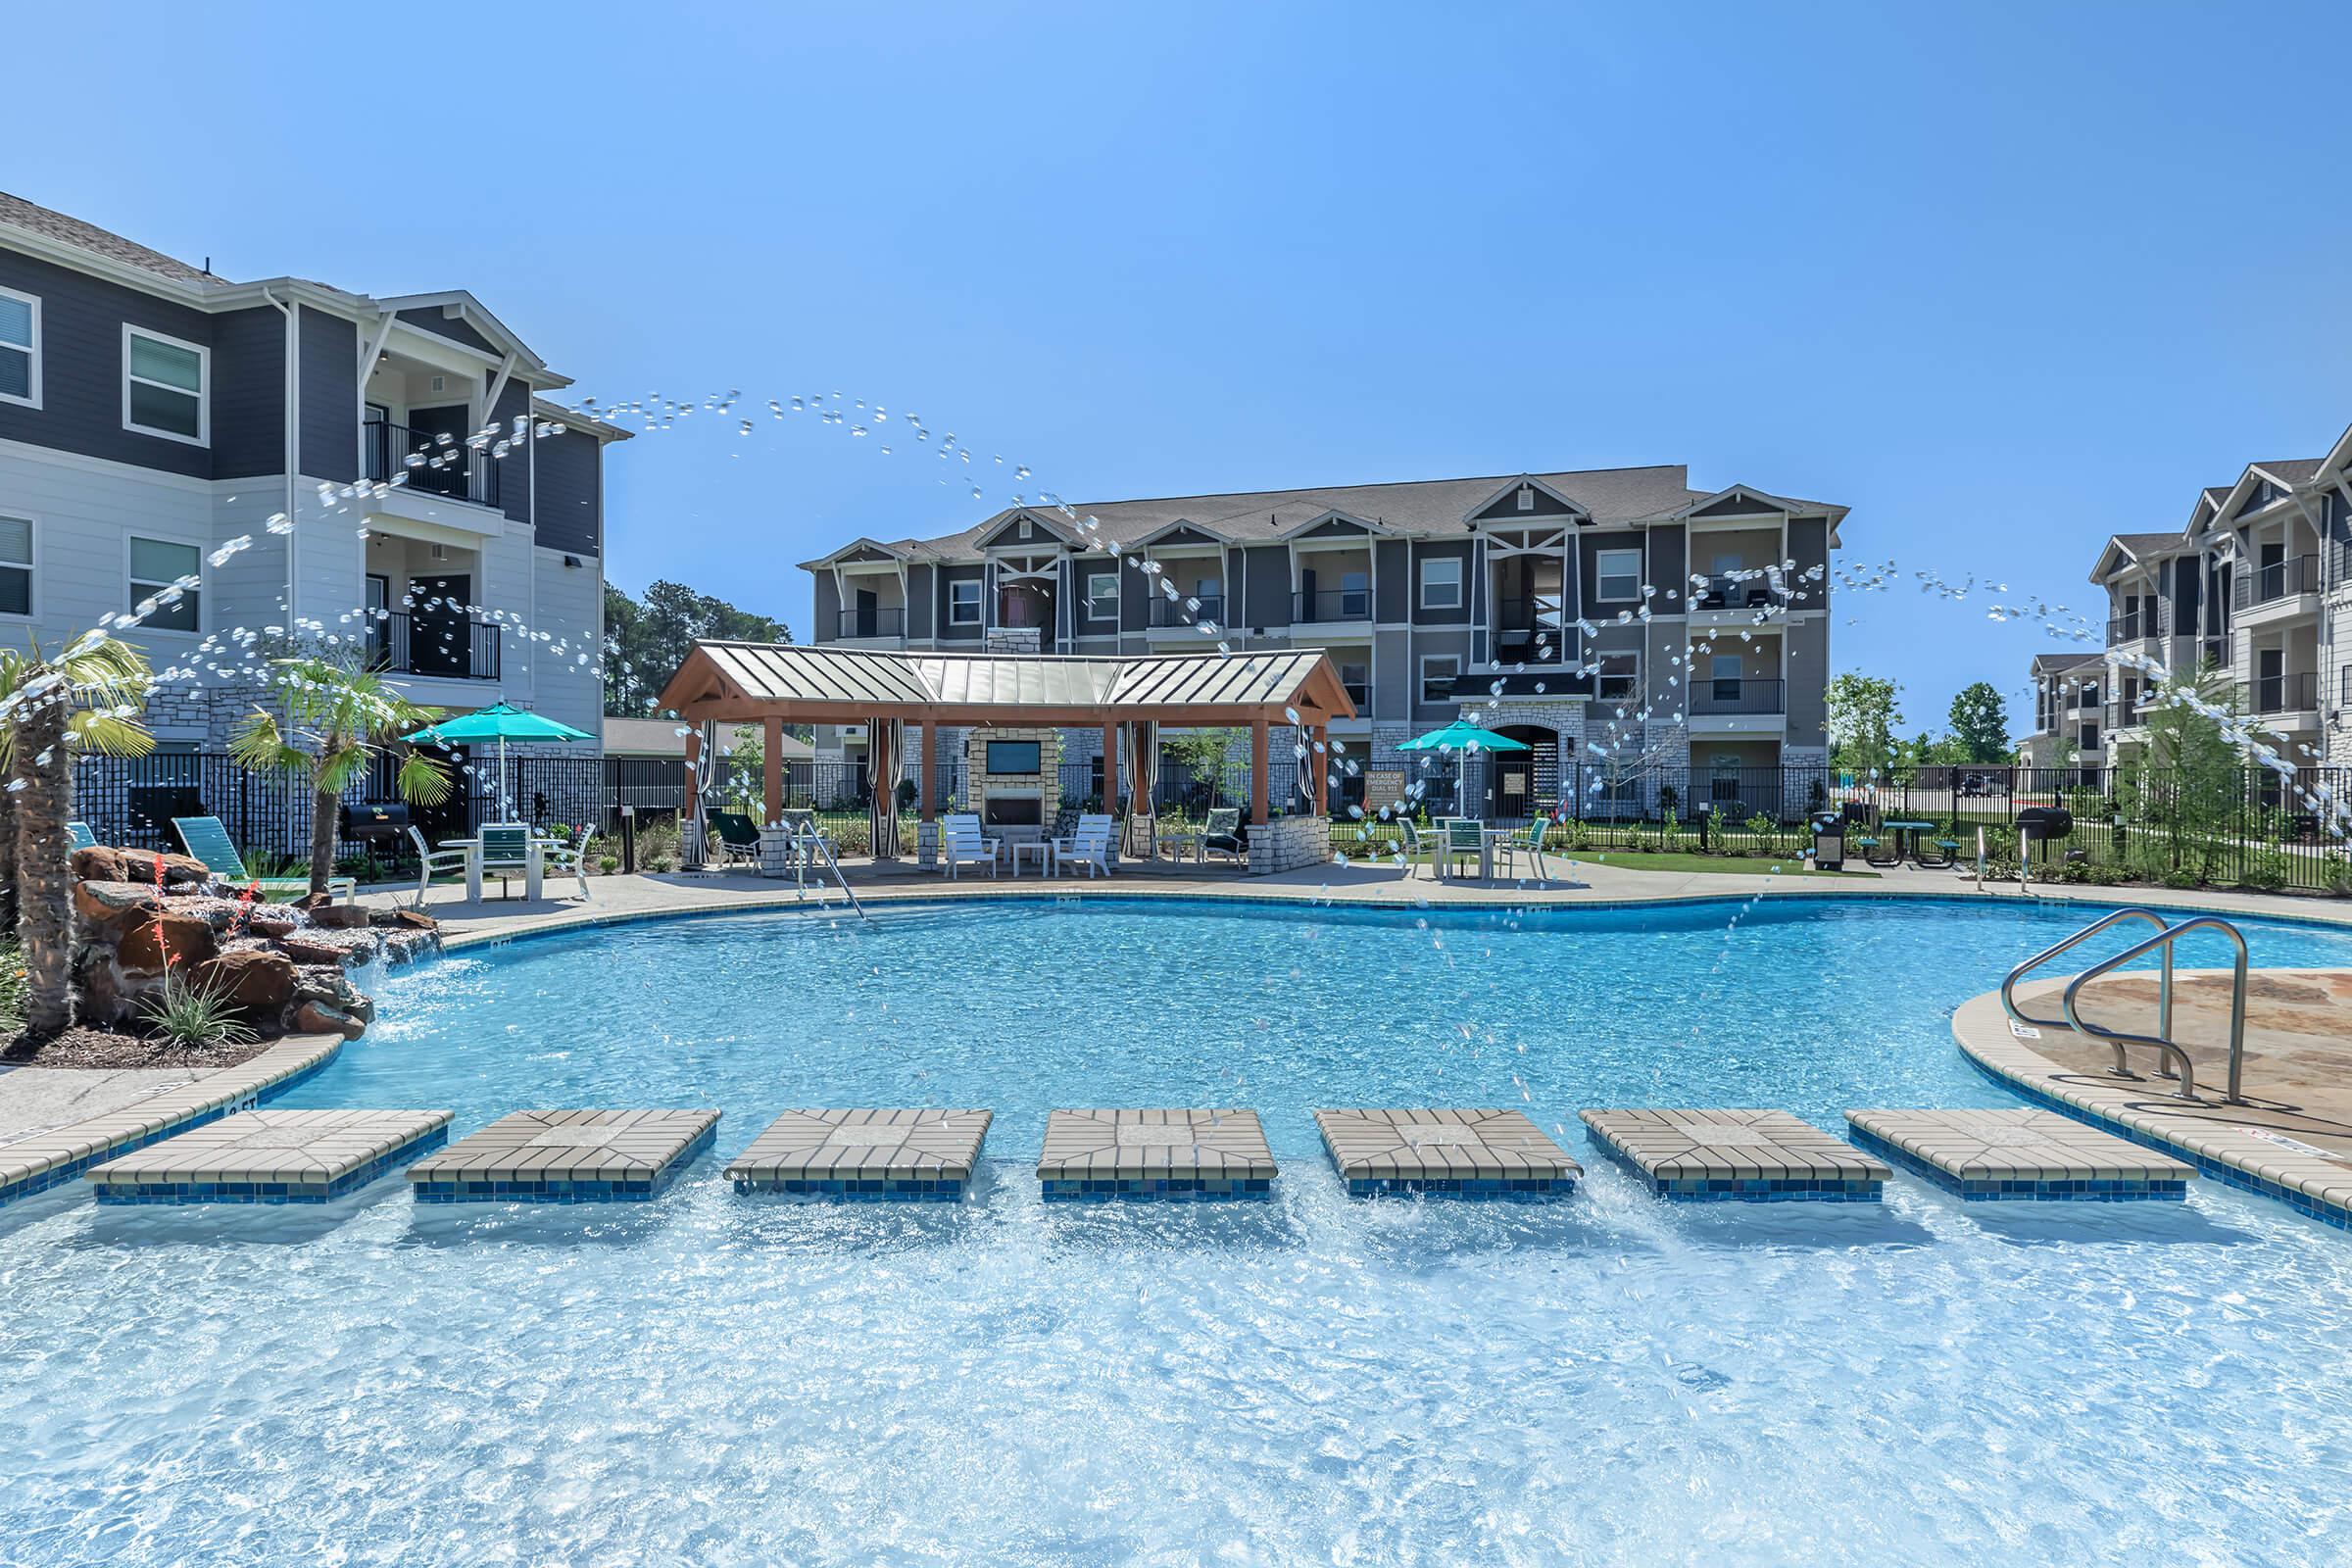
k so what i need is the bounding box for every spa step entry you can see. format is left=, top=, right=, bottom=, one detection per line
left=86, top=1109, right=453, bottom=1205
left=1580, top=1109, right=1888, bottom=1202
left=407, top=1109, right=719, bottom=1203
left=1314, top=1108, right=1581, bottom=1199
left=726, top=1108, right=993, bottom=1200
left=1844, top=1108, right=2194, bottom=1200
left=1037, top=1108, right=1275, bottom=1200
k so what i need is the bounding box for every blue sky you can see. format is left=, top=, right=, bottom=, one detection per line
left=16, top=1, right=2351, bottom=732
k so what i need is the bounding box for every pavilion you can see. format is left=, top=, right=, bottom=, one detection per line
left=653, top=641, right=1358, bottom=872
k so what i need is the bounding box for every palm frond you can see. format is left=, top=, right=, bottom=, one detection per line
left=227, top=710, right=308, bottom=776
left=66, top=712, right=156, bottom=760
left=394, top=750, right=454, bottom=807
left=315, top=741, right=373, bottom=797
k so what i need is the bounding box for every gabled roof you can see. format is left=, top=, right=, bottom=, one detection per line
left=2090, top=531, right=2189, bottom=580
left=658, top=641, right=1356, bottom=722
left=0, top=189, right=219, bottom=286
left=2031, top=651, right=2105, bottom=674
left=797, top=536, right=911, bottom=572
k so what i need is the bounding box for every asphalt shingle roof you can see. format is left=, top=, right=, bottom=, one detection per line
left=0, top=190, right=219, bottom=287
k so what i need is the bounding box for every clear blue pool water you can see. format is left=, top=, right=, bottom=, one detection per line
left=5, top=895, right=2352, bottom=1565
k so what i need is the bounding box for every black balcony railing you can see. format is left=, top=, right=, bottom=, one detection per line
left=1691, top=574, right=1780, bottom=612
left=1689, top=677, right=1786, bottom=715
left=1151, top=592, right=1222, bottom=627
left=2106, top=604, right=2168, bottom=642
left=366, top=611, right=502, bottom=680
left=2233, top=554, right=2318, bottom=611
left=835, top=607, right=906, bottom=639
left=2249, top=669, right=2319, bottom=714
left=1491, top=600, right=1568, bottom=662
left=1294, top=587, right=1372, bottom=623
left=363, top=417, right=502, bottom=509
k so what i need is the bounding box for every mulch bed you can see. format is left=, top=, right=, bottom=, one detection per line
left=0, top=1025, right=274, bottom=1070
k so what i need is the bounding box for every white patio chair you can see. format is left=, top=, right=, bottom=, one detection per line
left=1054, top=813, right=1115, bottom=878
left=940, top=812, right=998, bottom=879
left=537, top=824, right=595, bottom=901
left=408, top=826, right=469, bottom=909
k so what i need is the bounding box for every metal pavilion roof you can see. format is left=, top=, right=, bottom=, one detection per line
left=658, top=641, right=1355, bottom=723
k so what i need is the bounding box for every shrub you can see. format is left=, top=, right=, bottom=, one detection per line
left=597, top=855, right=620, bottom=874
left=2160, top=866, right=2202, bottom=891
left=0, top=939, right=26, bottom=1034
left=2239, top=848, right=2289, bottom=892
left=138, top=971, right=260, bottom=1051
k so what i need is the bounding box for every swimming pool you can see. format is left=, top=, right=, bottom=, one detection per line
left=6, top=896, right=2351, bottom=1564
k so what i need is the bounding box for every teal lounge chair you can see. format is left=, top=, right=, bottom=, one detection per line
left=710, top=810, right=762, bottom=869
left=69, top=822, right=99, bottom=851
left=172, top=815, right=355, bottom=904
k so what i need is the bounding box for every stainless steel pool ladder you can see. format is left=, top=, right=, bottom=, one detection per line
left=787, top=818, right=867, bottom=920
left=2000, top=907, right=2250, bottom=1103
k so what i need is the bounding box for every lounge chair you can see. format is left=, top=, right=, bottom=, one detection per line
left=710, top=810, right=762, bottom=870
left=1495, top=821, right=1549, bottom=880
left=1200, top=807, right=1247, bottom=866
left=940, top=812, right=998, bottom=879
left=407, top=826, right=470, bottom=908
left=1054, top=813, right=1115, bottom=878
left=69, top=821, right=98, bottom=851
left=1436, top=816, right=1484, bottom=879
left=172, top=815, right=355, bottom=904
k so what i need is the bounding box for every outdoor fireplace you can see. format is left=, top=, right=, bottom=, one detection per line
left=961, top=725, right=1062, bottom=851
left=983, top=795, right=1044, bottom=829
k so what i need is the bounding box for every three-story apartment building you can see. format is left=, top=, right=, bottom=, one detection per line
left=2083, top=420, right=2352, bottom=770
left=801, top=464, right=1846, bottom=816
left=2018, top=650, right=2106, bottom=772
left=0, top=192, right=626, bottom=753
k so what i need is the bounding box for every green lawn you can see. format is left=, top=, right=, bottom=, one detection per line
left=1563, top=851, right=1878, bottom=877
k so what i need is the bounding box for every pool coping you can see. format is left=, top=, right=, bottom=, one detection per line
left=0, top=1035, right=345, bottom=1207
left=1950, top=986, right=2352, bottom=1230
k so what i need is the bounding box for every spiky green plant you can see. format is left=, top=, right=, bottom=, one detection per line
left=0, top=631, right=156, bottom=1034
left=229, top=656, right=453, bottom=898
left=137, top=969, right=260, bottom=1050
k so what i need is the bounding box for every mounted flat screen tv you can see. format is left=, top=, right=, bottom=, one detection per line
left=985, top=740, right=1042, bottom=775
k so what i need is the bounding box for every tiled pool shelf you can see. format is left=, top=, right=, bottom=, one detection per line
left=1037, top=1108, right=1276, bottom=1200
left=407, top=1109, right=720, bottom=1203
left=1845, top=1107, right=2192, bottom=1201
left=726, top=1108, right=994, bottom=1200
left=0, top=1037, right=345, bottom=1207
left=1580, top=1108, right=1889, bottom=1202
left=1314, top=1108, right=1582, bottom=1199
left=87, top=1109, right=454, bottom=1204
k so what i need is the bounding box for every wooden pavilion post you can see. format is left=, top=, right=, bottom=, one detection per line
left=761, top=715, right=784, bottom=826
left=1250, top=716, right=1270, bottom=826
left=914, top=719, right=934, bottom=820
left=680, top=723, right=704, bottom=869
left=1102, top=721, right=1120, bottom=816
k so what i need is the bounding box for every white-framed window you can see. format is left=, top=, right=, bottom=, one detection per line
left=0, top=286, right=39, bottom=408
left=1594, top=547, right=1642, bottom=602
left=128, top=535, right=202, bottom=633
left=949, top=577, right=981, bottom=624
left=1419, top=555, right=1462, bottom=611
left=1086, top=571, right=1118, bottom=621
left=0, top=514, right=31, bottom=617
left=1418, top=654, right=1459, bottom=705
left=1595, top=652, right=1638, bottom=700
left=122, top=325, right=208, bottom=445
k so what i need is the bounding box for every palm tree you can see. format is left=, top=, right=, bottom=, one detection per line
left=229, top=657, right=454, bottom=898
left=0, top=632, right=156, bottom=1034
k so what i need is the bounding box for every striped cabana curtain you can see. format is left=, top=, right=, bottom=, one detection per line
left=682, top=719, right=719, bottom=870
left=867, top=718, right=904, bottom=860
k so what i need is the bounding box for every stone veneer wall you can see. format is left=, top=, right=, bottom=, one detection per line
left=960, top=726, right=1063, bottom=827
left=1247, top=812, right=1330, bottom=875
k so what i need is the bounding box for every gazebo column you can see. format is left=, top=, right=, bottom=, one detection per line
left=681, top=724, right=704, bottom=870
left=761, top=715, right=784, bottom=827
left=1102, top=721, right=1120, bottom=818
left=1250, top=717, right=1270, bottom=827
left=915, top=718, right=937, bottom=867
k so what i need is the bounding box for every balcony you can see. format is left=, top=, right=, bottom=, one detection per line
left=1491, top=600, right=1568, bottom=664
left=1150, top=592, right=1221, bottom=628
left=2247, top=669, right=2320, bottom=716
left=364, top=417, right=501, bottom=510
left=1688, top=677, right=1786, bottom=715
left=2106, top=604, right=2168, bottom=643
left=1293, top=588, right=1372, bottom=625
left=1690, top=574, right=1782, bottom=613
left=834, top=607, right=906, bottom=640
left=367, top=611, right=502, bottom=681
left=2233, top=555, right=2319, bottom=624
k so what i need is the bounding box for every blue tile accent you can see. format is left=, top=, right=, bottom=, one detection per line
left=91, top=1126, right=450, bottom=1205
left=1583, top=1130, right=1885, bottom=1203
left=1040, top=1175, right=1273, bottom=1202
left=1341, top=1175, right=1578, bottom=1200
left=1846, top=1125, right=2187, bottom=1202
left=731, top=1175, right=966, bottom=1201
left=411, top=1124, right=717, bottom=1204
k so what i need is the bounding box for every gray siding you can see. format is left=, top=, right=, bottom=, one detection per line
left=492, top=377, right=531, bottom=524
left=1242, top=545, right=1289, bottom=628
left=906, top=564, right=933, bottom=638
left=1373, top=629, right=1410, bottom=720
left=1788, top=516, right=1829, bottom=579
left=210, top=307, right=284, bottom=480
left=1577, top=531, right=1643, bottom=615
left=1374, top=539, right=1409, bottom=622
left=1471, top=484, right=1577, bottom=521
left=1119, top=559, right=1149, bottom=633
left=534, top=427, right=602, bottom=557
left=0, top=244, right=218, bottom=477
left=936, top=564, right=982, bottom=641
left=1409, top=628, right=1473, bottom=721
left=1648, top=524, right=1686, bottom=603
left=1074, top=557, right=1119, bottom=633
left=297, top=306, right=357, bottom=482
left=1409, top=541, right=1472, bottom=626
left=1787, top=617, right=1830, bottom=743
left=810, top=571, right=841, bottom=640
left=396, top=306, right=498, bottom=357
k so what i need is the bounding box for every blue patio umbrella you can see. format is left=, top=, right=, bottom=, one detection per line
left=404, top=702, right=592, bottom=820
left=1395, top=719, right=1528, bottom=817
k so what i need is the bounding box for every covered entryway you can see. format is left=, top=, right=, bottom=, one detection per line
left=1485, top=723, right=1556, bottom=822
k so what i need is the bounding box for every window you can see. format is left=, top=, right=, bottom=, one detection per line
left=1594, top=548, right=1642, bottom=602
left=2080, top=723, right=2100, bottom=753
left=0, top=286, right=37, bottom=407
left=1419, top=555, right=1462, bottom=611
left=949, top=578, right=981, bottom=624
left=1418, top=654, right=1459, bottom=705
left=1338, top=657, right=1369, bottom=705
left=1515, top=484, right=1535, bottom=513
left=129, top=536, right=201, bottom=633
left=1710, top=654, right=1743, bottom=701
left=1596, top=652, right=1638, bottom=700
left=1086, top=572, right=1118, bottom=621
left=0, top=514, right=30, bottom=616
left=123, top=326, right=208, bottom=444
left=2078, top=681, right=2099, bottom=709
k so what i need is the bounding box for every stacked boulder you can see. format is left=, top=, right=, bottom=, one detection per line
left=69, top=845, right=439, bottom=1042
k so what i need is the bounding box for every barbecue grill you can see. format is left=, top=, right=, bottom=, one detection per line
left=339, top=802, right=412, bottom=852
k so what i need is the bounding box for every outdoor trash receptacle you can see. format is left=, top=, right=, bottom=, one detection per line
left=1810, top=811, right=1844, bottom=870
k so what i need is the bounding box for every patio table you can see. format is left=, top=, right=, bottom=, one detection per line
left=1880, top=819, right=1938, bottom=863
left=1009, top=840, right=1054, bottom=877
left=1156, top=829, right=1203, bottom=864
left=441, top=836, right=544, bottom=902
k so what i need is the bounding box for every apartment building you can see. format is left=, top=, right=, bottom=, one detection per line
left=2018, top=650, right=2106, bottom=771
left=2087, top=420, right=2352, bottom=769
left=800, top=465, right=1846, bottom=817
left=0, top=191, right=626, bottom=756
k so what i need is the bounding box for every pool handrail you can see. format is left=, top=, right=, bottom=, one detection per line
left=2001, top=906, right=2174, bottom=1079
left=2060, top=916, right=2250, bottom=1105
